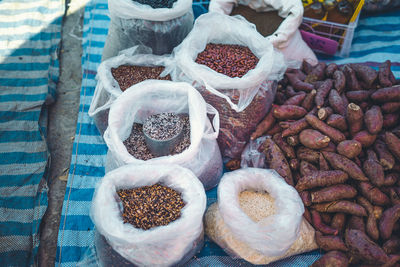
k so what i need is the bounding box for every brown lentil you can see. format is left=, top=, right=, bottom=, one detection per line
left=195, top=43, right=259, bottom=78
left=111, top=65, right=171, bottom=91
left=123, top=114, right=190, bottom=160
left=143, top=112, right=183, bottom=140
left=117, top=184, right=185, bottom=230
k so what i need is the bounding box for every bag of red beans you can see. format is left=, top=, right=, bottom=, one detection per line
left=171, top=12, right=287, bottom=159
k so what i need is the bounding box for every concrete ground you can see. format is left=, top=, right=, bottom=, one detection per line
left=39, top=0, right=85, bottom=265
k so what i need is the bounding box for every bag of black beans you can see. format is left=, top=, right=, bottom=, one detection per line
left=171, top=13, right=286, bottom=159
left=89, top=46, right=173, bottom=135
left=104, top=80, right=223, bottom=190
left=101, top=0, right=194, bottom=60
left=90, top=164, right=207, bottom=266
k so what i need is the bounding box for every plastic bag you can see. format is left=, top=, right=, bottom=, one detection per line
left=170, top=12, right=285, bottom=158
left=204, top=168, right=317, bottom=265
left=103, top=80, right=223, bottom=190
left=102, top=0, right=194, bottom=60
left=240, top=136, right=267, bottom=168
left=90, top=164, right=207, bottom=266
left=88, top=46, right=173, bottom=135
left=208, top=0, right=318, bottom=66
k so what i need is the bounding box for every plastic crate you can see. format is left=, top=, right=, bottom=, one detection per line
left=192, top=0, right=210, bottom=19
left=300, top=0, right=365, bottom=57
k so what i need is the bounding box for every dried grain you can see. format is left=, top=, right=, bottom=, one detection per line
left=143, top=112, right=183, bottom=140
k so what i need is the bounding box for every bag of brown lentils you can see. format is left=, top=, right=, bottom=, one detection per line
left=101, top=0, right=194, bottom=60
left=89, top=45, right=173, bottom=135
left=170, top=12, right=286, bottom=159
left=104, top=80, right=223, bottom=190
left=205, top=168, right=318, bottom=265
left=90, top=163, right=207, bottom=266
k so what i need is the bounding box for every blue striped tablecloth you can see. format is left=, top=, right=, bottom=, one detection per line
left=56, top=1, right=400, bottom=266
left=0, top=0, right=64, bottom=266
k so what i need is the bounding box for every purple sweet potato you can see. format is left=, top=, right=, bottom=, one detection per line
left=273, top=105, right=307, bottom=120
left=347, top=103, right=364, bottom=136
left=383, top=113, right=399, bottom=129
left=318, top=107, right=333, bottom=121
left=284, top=92, right=307, bottom=105
left=311, top=210, right=339, bottom=235
left=281, top=118, right=309, bottom=137
left=326, top=63, right=339, bottom=78
left=353, top=130, right=377, bottom=148
left=384, top=173, right=399, bottom=187
left=329, top=89, right=346, bottom=116
left=302, top=60, right=314, bottom=75
left=287, top=135, right=299, bottom=146
left=263, top=137, right=293, bottom=186
left=379, top=204, right=400, bottom=240
left=306, top=114, right=346, bottom=143
left=251, top=110, right=275, bottom=140
left=345, top=229, right=389, bottom=265
left=358, top=196, right=380, bottom=241
left=350, top=63, right=378, bottom=87
left=383, top=237, right=400, bottom=254
left=311, top=251, right=349, bottom=267
left=346, top=90, right=372, bottom=103
left=363, top=150, right=385, bottom=187
left=364, top=105, right=383, bottom=135
left=306, top=62, right=326, bottom=83
left=348, top=215, right=366, bottom=232
left=337, top=140, right=362, bottom=159
left=358, top=181, right=390, bottom=206
left=299, top=190, right=311, bottom=206
left=374, top=140, right=395, bottom=170
left=296, top=170, right=348, bottom=191
left=327, top=114, right=348, bottom=131
left=315, top=231, right=348, bottom=252
left=333, top=70, right=346, bottom=94
left=385, top=132, right=400, bottom=161
left=343, top=64, right=362, bottom=91
left=299, top=129, right=330, bottom=149
left=313, top=201, right=367, bottom=216
left=289, top=158, right=300, bottom=171
left=299, top=160, right=318, bottom=177
left=371, top=85, right=400, bottom=102
left=310, top=184, right=357, bottom=203
left=331, top=213, right=346, bottom=233
left=319, top=153, right=330, bottom=171
left=381, top=102, right=400, bottom=113
left=272, top=133, right=296, bottom=159
left=302, top=89, right=317, bottom=111
left=286, top=72, right=314, bottom=92
left=379, top=60, right=394, bottom=87
left=315, top=79, right=333, bottom=108
left=322, top=151, right=368, bottom=181
left=297, top=147, right=320, bottom=164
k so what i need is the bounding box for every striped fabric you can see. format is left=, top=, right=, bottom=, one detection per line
left=56, top=0, right=400, bottom=266
left=0, top=0, right=64, bottom=266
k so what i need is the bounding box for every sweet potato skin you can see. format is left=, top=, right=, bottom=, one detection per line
left=352, top=130, right=377, bottom=148
left=364, top=106, right=383, bottom=135
left=315, top=231, right=348, bottom=252
left=263, top=137, right=293, bottom=186
left=337, top=140, right=362, bottom=159
left=379, top=204, right=400, bottom=240
left=329, top=89, right=346, bottom=116
left=299, top=129, right=330, bottom=149
left=296, top=170, right=348, bottom=191
left=311, top=210, right=339, bottom=235
left=315, top=79, right=333, bottom=108
left=371, top=85, right=400, bottom=102
left=322, top=151, right=368, bottom=181
left=310, top=184, right=357, bottom=203
left=333, top=70, right=346, bottom=94
left=250, top=110, right=275, bottom=140
left=273, top=105, right=307, bottom=120
left=346, top=90, right=372, bottom=103
left=346, top=103, right=364, bottom=136
left=374, top=140, right=395, bottom=170
left=358, top=181, right=390, bottom=206
left=327, top=114, right=348, bottom=131
left=385, top=131, right=400, bottom=161
left=312, top=201, right=367, bottom=217
left=306, top=114, right=346, bottom=143
left=331, top=213, right=346, bottom=233
left=311, top=250, right=349, bottom=267
left=281, top=118, right=309, bottom=138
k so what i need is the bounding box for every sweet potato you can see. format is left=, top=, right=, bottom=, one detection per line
left=374, top=140, right=395, bottom=170
left=343, top=64, right=362, bottom=91
left=284, top=92, right=306, bottom=105
left=382, top=254, right=400, bottom=267
left=272, top=133, right=296, bottom=159
left=333, top=70, right=346, bottom=94
left=379, top=60, right=394, bottom=87
left=302, top=89, right=317, bottom=111
left=265, top=123, right=282, bottom=135
left=306, top=114, right=346, bottom=143
left=392, top=126, right=400, bottom=138
left=329, top=89, right=346, bottom=116
left=319, top=153, right=330, bottom=171
left=348, top=215, right=366, bottom=232
left=273, top=105, right=308, bottom=120
left=353, top=130, right=377, bottom=148
left=299, top=190, right=311, bottom=206
left=311, top=210, right=339, bottom=235
left=306, top=62, right=326, bottom=83
left=331, top=213, right=346, bottom=233
left=285, top=85, right=303, bottom=97
left=299, top=160, right=318, bottom=177
left=364, top=106, right=383, bottom=134
left=327, top=114, right=348, bottom=131
left=384, top=173, right=399, bottom=187
left=321, top=213, right=332, bottom=224
left=313, top=201, right=367, bottom=216
left=321, top=141, right=337, bottom=153
left=263, top=137, right=293, bottom=186
left=281, top=118, right=309, bottom=137
left=318, top=107, right=333, bottom=121
left=326, top=63, right=339, bottom=78
left=275, top=91, right=286, bottom=105
left=358, top=196, right=380, bottom=241
left=345, top=90, right=372, bottom=103
left=304, top=207, right=312, bottom=224
left=250, top=110, right=275, bottom=140
left=286, top=72, right=314, bottom=92
left=315, top=231, right=348, bottom=252
left=373, top=206, right=383, bottom=220
left=350, top=63, right=378, bottom=87
left=297, top=147, right=320, bottom=163
left=311, top=250, right=349, bottom=267
left=299, top=129, right=330, bottom=149
left=322, top=151, right=368, bottom=181
left=295, top=170, right=348, bottom=191
left=287, top=135, right=299, bottom=146
left=363, top=149, right=385, bottom=187
left=347, top=103, right=364, bottom=136
left=385, top=132, right=400, bottom=161
left=337, top=140, right=362, bottom=159
left=383, top=113, right=399, bottom=129
left=379, top=204, right=400, bottom=240
left=359, top=101, right=370, bottom=113
left=345, top=229, right=389, bottom=265
left=381, top=102, right=400, bottom=113
left=383, top=237, right=400, bottom=254
left=310, top=184, right=357, bottom=203
left=315, top=79, right=333, bottom=108
left=302, top=60, right=314, bottom=75
left=358, top=181, right=390, bottom=206
left=289, top=158, right=300, bottom=171
left=371, top=85, right=400, bottom=102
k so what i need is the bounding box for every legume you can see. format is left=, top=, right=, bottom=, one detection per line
left=143, top=112, right=183, bottom=140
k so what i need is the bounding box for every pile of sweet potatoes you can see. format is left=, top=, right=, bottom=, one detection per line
left=251, top=60, right=400, bottom=266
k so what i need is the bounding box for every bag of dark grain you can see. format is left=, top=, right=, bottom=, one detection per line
left=91, top=164, right=206, bottom=266
left=103, top=80, right=223, bottom=190
left=170, top=12, right=286, bottom=159
left=89, top=46, right=173, bottom=135
left=209, top=0, right=317, bottom=65
left=205, top=168, right=318, bottom=265
left=102, top=0, right=193, bottom=60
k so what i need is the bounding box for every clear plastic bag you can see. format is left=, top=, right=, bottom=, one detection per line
left=170, top=12, right=285, bottom=158
left=240, top=136, right=267, bottom=168
left=102, top=0, right=194, bottom=59
left=90, top=164, right=207, bottom=266
left=204, top=168, right=317, bottom=265
left=208, top=0, right=318, bottom=65
left=88, top=46, right=173, bottom=135
left=103, top=80, right=223, bottom=190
